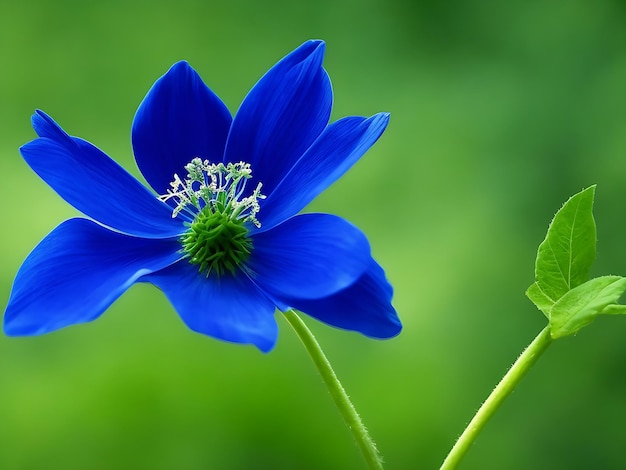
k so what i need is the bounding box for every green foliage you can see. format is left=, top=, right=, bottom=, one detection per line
left=534, top=186, right=596, bottom=302
left=527, top=186, right=626, bottom=338
left=525, top=282, right=554, bottom=318
left=549, top=276, right=626, bottom=339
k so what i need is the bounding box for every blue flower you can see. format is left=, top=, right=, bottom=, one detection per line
left=4, top=40, right=402, bottom=352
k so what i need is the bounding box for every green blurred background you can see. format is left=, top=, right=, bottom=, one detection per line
left=1, top=0, right=626, bottom=468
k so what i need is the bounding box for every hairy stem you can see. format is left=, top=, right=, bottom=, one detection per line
left=440, top=326, right=553, bottom=470
left=283, top=309, right=384, bottom=470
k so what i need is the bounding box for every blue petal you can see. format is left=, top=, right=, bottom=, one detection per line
left=143, top=262, right=278, bottom=352
left=223, top=40, right=332, bottom=195
left=132, top=61, right=232, bottom=195
left=247, top=213, right=370, bottom=300
left=4, top=218, right=183, bottom=336
left=259, top=113, right=390, bottom=230
left=22, top=111, right=185, bottom=238
left=286, top=261, right=402, bottom=339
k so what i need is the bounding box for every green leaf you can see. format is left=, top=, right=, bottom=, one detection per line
left=600, top=304, right=626, bottom=315
left=525, top=282, right=555, bottom=318
left=549, top=276, right=626, bottom=339
left=534, top=186, right=597, bottom=305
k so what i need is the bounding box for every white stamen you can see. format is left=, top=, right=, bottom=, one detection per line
left=158, top=158, right=265, bottom=227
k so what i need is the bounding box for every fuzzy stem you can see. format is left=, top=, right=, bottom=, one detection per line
left=283, top=309, right=384, bottom=470
left=440, top=326, right=553, bottom=470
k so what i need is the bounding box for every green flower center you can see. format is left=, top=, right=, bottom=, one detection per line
left=159, top=158, right=265, bottom=277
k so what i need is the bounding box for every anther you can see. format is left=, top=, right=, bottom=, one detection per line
left=159, top=158, right=265, bottom=277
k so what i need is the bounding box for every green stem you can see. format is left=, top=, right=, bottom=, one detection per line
left=440, top=326, right=553, bottom=470
left=283, top=309, right=384, bottom=470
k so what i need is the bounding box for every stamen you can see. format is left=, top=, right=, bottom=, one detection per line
left=158, top=158, right=265, bottom=227
left=159, top=158, right=266, bottom=277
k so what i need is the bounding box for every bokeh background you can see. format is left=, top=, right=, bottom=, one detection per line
left=1, top=0, right=626, bottom=468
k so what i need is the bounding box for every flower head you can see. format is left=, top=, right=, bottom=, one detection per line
left=4, top=40, right=402, bottom=352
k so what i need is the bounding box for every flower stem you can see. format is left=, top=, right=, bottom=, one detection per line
left=283, top=309, right=384, bottom=470
left=440, top=326, right=553, bottom=470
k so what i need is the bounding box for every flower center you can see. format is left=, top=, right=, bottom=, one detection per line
left=159, top=158, right=265, bottom=277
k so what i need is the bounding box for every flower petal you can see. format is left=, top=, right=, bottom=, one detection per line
left=259, top=113, right=390, bottom=230
left=132, top=61, right=232, bottom=195
left=224, top=40, right=332, bottom=195
left=4, top=218, right=183, bottom=336
left=143, top=262, right=278, bottom=352
left=247, top=213, right=370, bottom=300
left=286, top=260, right=402, bottom=339
left=22, top=111, right=185, bottom=238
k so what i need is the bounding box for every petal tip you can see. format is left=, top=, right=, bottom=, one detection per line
left=3, top=317, right=19, bottom=337
left=255, top=336, right=277, bottom=353
left=381, top=316, right=403, bottom=339
left=30, top=110, right=70, bottom=141
left=308, top=39, right=326, bottom=51
left=294, top=39, right=326, bottom=65
left=168, top=60, right=193, bottom=74
left=360, top=310, right=402, bottom=340
left=370, top=112, right=391, bottom=130
left=32, top=108, right=49, bottom=121
left=3, top=311, right=42, bottom=337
